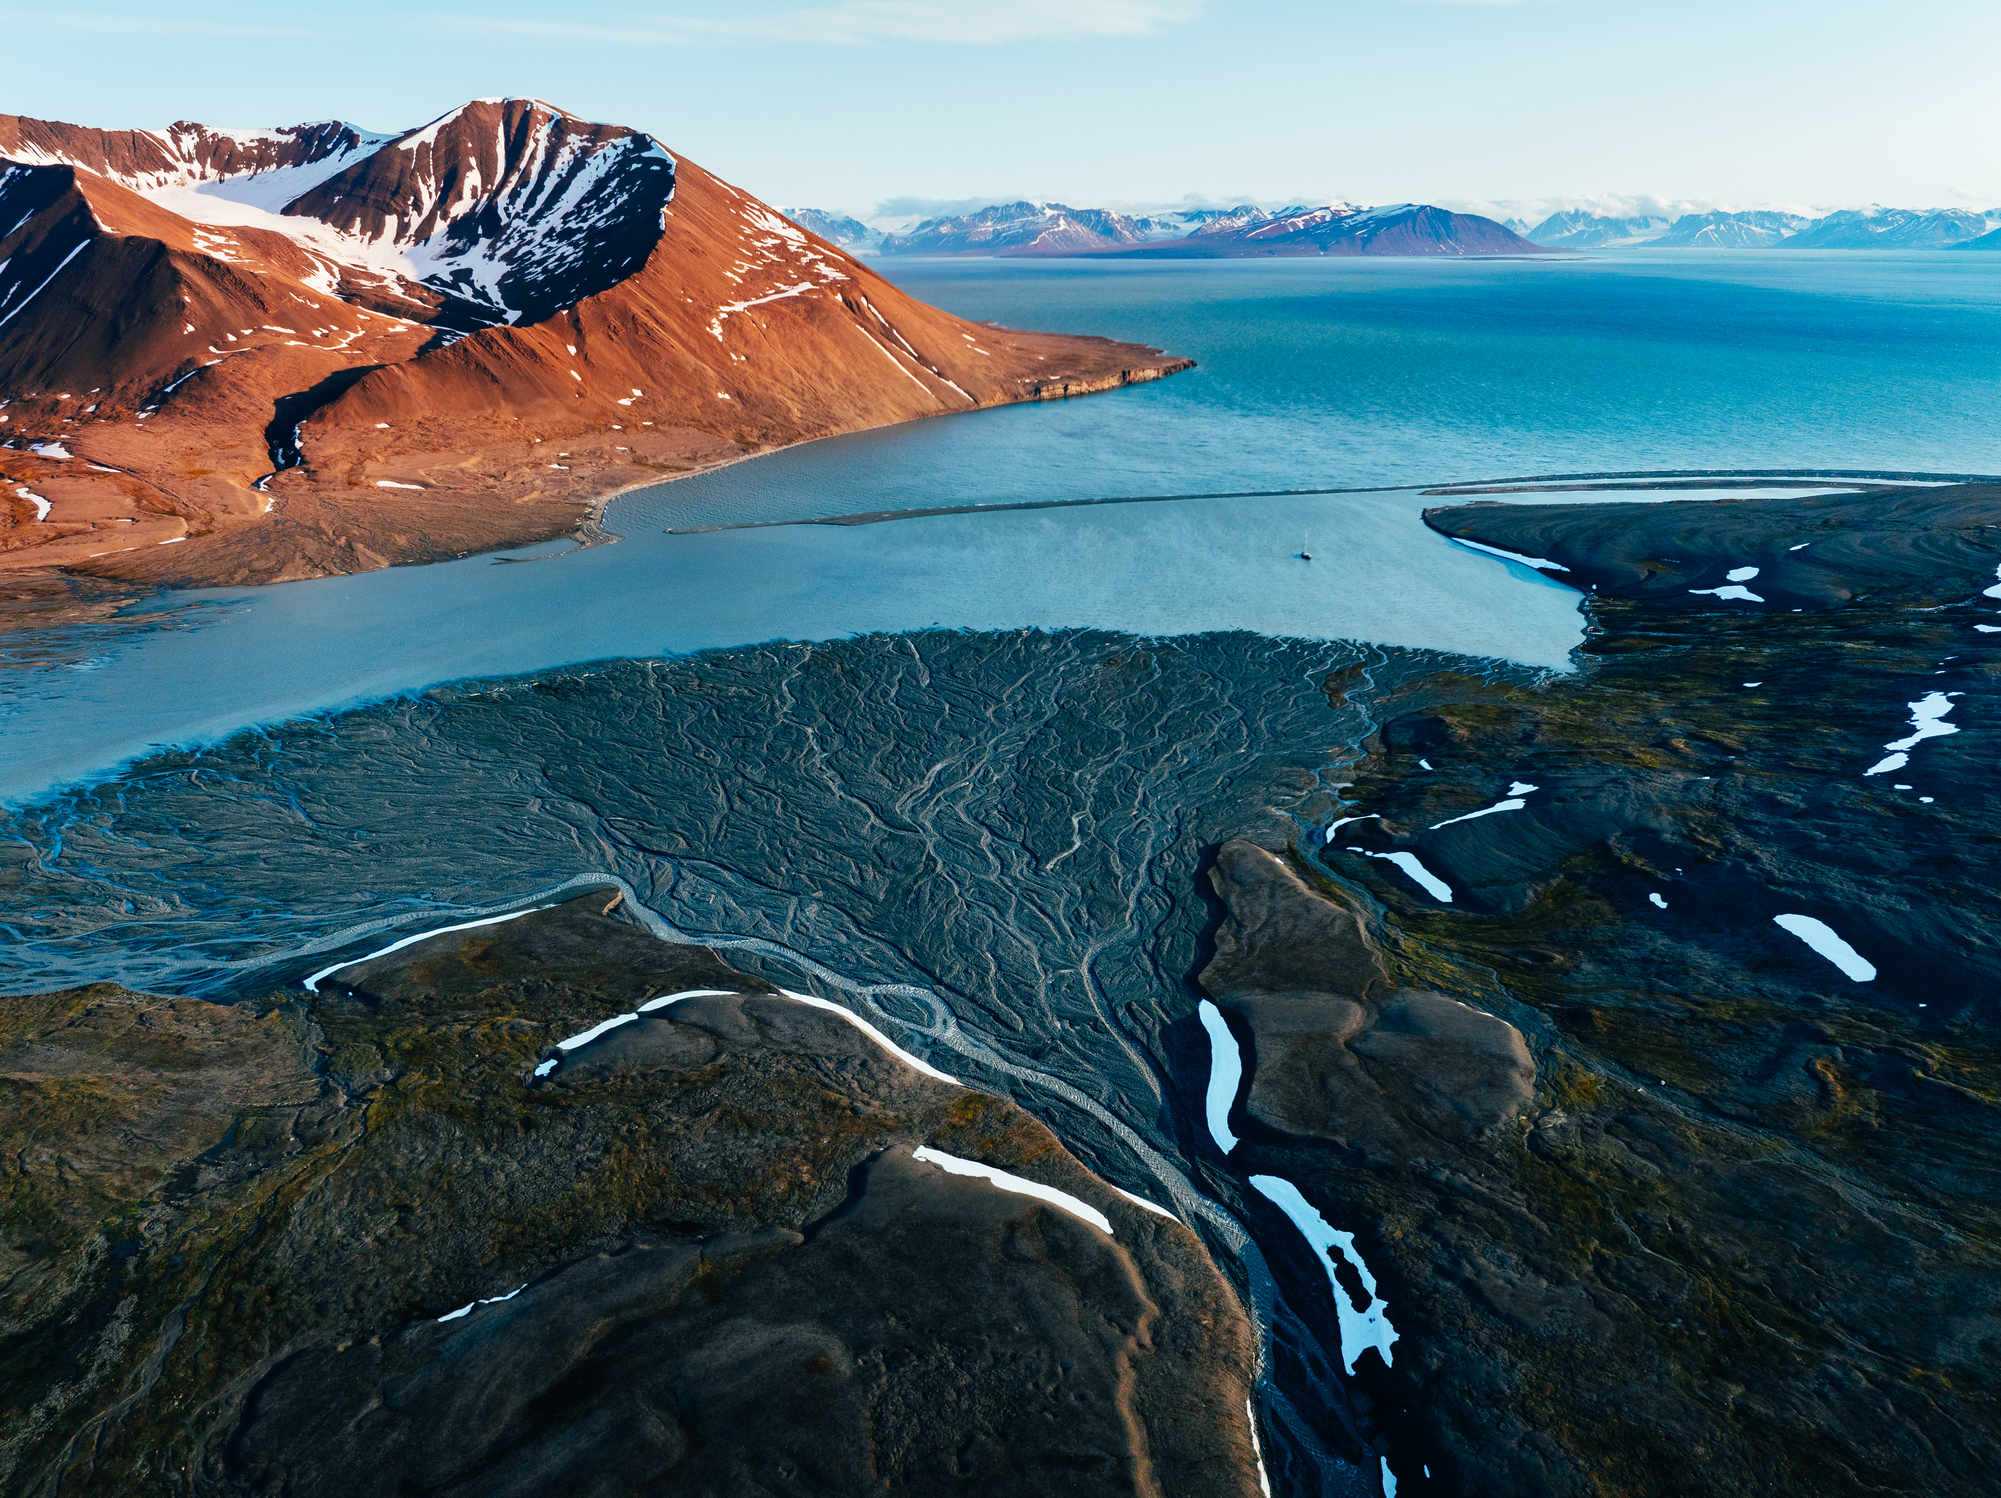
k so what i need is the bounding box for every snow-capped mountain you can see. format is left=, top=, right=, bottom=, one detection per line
left=279, top=101, right=676, bottom=326
left=1782, top=207, right=1994, bottom=249
left=0, top=102, right=1186, bottom=584
left=0, top=100, right=676, bottom=345
left=1176, top=204, right=1280, bottom=236
left=879, top=201, right=1177, bottom=255
left=782, top=208, right=884, bottom=254
left=1648, top=210, right=1811, bottom=248
left=1525, top=210, right=1674, bottom=249
left=1523, top=204, right=1997, bottom=250
left=1159, top=202, right=1543, bottom=258
left=0, top=116, right=386, bottom=195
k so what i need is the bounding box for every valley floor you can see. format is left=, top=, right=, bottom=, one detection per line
left=6, top=483, right=2001, bottom=1495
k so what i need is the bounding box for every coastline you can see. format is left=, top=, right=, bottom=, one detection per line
left=659, top=468, right=1982, bottom=536
left=0, top=349, right=1194, bottom=629
left=0, top=466, right=1935, bottom=806
left=564, top=356, right=1186, bottom=548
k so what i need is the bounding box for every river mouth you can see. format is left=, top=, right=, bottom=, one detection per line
left=1, top=625, right=1433, bottom=1487
left=12, top=252, right=2001, bottom=1495
left=15, top=240, right=2001, bottom=807
left=0, top=466, right=1923, bottom=810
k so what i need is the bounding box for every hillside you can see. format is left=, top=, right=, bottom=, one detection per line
left=0, top=897, right=1266, bottom=1497
left=0, top=101, right=1189, bottom=587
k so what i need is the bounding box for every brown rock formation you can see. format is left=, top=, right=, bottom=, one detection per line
left=0, top=101, right=1190, bottom=588
left=1202, top=838, right=1536, bottom=1156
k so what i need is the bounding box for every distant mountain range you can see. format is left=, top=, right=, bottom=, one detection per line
left=787, top=199, right=1543, bottom=259
left=1160, top=203, right=1542, bottom=258
left=793, top=198, right=2001, bottom=257
left=784, top=207, right=885, bottom=254
left=881, top=201, right=1196, bottom=256
left=1524, top=205, right=2001, bottom=250
left=1778, top=207, right=1996, bottom=249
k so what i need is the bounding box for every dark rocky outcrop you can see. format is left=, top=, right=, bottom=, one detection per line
left=0, top=898, right=1263, bottom=1498
left=1424, top=480, right=2001, bottom=610
left=1202, top=839, right=1535, bottom=1156
left=1247, top=484, right=2001, bottom=1495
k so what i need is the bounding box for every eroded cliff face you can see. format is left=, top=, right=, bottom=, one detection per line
left=1, top=898, right=1262, bottom=1498
left=1207, top=483, right=2001, bottom=1496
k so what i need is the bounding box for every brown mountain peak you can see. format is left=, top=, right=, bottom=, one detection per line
left=0, top=102, right=1188, bottom=587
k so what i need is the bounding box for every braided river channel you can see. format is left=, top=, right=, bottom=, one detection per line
left=8, top=251, right=2001, bottom=1493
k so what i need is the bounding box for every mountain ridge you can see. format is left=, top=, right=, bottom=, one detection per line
left=1522, top=203, right=2001, bottom=250
left=860, top=198, right=1542, bottom=258
left=0, top=101, right=1189, bottom=588
left=1150, top=202, right=1544, bottom=258
left=792, top=195, right=2001, bottom=256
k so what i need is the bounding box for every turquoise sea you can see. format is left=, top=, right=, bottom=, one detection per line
left=665, top=249, right=2001, bottom=520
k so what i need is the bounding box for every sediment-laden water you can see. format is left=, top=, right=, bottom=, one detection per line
left=9, top=252, right=2001, bottom=1494
left=4, top=628, right=1505, bottom=1490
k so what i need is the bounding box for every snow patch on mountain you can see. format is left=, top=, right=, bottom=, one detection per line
left=880, top=200, right=1186, bottom=255
left=169, top=138, right=390, bottom=216
left=43, top=101, right=683, bottom=328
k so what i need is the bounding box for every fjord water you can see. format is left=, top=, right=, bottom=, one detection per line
left=656, top=250, right=2001, bottom=525
left=5, top=251, right=2001, bottom=804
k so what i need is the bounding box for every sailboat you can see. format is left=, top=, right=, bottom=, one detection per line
left=1298, top=538, right=1313, bottom=561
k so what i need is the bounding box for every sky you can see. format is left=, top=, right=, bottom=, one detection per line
left=4, top=0, right=1999, bottom=221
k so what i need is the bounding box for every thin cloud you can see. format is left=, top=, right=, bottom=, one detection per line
left=871, top=194, right=1022, bottom=219
left=436, top=1, right=1201, bottom=46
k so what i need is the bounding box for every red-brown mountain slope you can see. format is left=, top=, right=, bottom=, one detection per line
left=0, top=100, right=1187, bottom=585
